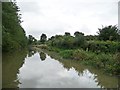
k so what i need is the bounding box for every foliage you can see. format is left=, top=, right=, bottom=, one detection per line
left=2, top=2, right=27, bottom=52
left=59, top=50, right=73, bottom=59
left=47, top=30, right=120, bottom=54
left=44, top=28, right=120, bottom=75
left=87, top=41, right=120, bottom=53
left=28, top=35, right=37, bottom=45
left=67, top=49, right=119, bottom=75
left=65, top=32, right=71, bottom=36
left=74, top=31, right=84, bottom=37
left=85, top=35, right=98, bottom=41
left=74, top=31, right=86, bottom=48
left=72, top=49, right=88, bottom=60
left=48, top=31, right=86, bottom=49
left=40, top=33, right=47, bottom=44
left=98, top=25, right=120, bottom=41
left=43, top=45, right=120, bottom=75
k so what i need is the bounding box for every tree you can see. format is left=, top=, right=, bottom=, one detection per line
left=65, top=32, right=71, bottom=36
left=62, top=35, right=74, bottom=49
left=85, top=35, right=98, bottom=41
left=74, top=31, right=85, bottom=47
left=98, top=25, right=120, bottom=41
left=74, top=31, right=84, bottom=37
left=2, top=2, right=27, bottom=52
left=40, top=34, right=47, bottom=44
left=28, top=35, right=37, bottom=45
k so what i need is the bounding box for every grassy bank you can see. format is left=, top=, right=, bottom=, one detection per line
left=34, top=45, right=120, bottom=75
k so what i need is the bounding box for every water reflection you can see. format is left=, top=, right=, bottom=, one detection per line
left=45, top=50, right=118, bottom=88
left=28, top=49, right=36, bottom=57
left=18, top=53, right=101, bottom=88
left=2, top=49, right=119, bottom=88
left=2, top=50, right=27, bottom=88
left=39, top=52, right=46, bottom=61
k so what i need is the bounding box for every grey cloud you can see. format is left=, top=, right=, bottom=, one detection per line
left=16, top=0, right=118, bottom=39
left=17, top=2, right=40, bottom=14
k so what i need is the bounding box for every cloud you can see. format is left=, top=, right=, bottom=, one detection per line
left=18, top=53, right=100, bottom=88
left=17, top=0, right=119, bottom=39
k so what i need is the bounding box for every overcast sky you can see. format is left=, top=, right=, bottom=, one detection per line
left=16, top=0, right=119, bottom=39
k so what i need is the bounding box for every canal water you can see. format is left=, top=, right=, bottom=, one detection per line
left=2, top=49, right=119, bottom=88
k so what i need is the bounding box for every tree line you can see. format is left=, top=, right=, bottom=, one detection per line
left=2, top=1, right=120, bottom=53
left=28, top=25, right=120, bottom=54
left=37, top=25, right=120, bottom=53
left=37, top=26, right=120, bottom=75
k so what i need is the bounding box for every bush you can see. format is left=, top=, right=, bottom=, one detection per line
left=59, top=50, right=73, bottom=59
left=72, top=49, right=88, bottom=60
left=87, top=41, right=120, bottom=53
left=97, top=53, right=112, bottom=68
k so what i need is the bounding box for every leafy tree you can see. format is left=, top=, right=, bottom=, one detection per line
left=98, top=25, right=120, bottom=41
left=74, top=31, right=84, bottom=37
left=28, top=35, right=37, bottom=45
left=40, top=33, right=47, bottom=44
left=51, top=35, right=63, bottom=47
left=85, top=35, right=98, bottom=41
left=74, top=31, right=86, bottom=47
left=48, top=31, right=86, bottom=49
left=62, top=35, right=74, bottom=49
left=2, top=2, right=27, bottom=52
left=65, top=32, right=71, bottom=36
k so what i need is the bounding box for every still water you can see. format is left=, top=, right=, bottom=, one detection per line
left=2, top=49, right=119, bottom=88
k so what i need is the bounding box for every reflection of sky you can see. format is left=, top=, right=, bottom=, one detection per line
left=17, top=52, right=100, bottom=88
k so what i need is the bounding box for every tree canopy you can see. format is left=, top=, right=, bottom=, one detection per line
left=47, top=31, right=86, bottom=49
left=40, top=33, right=47, bottom=44
left=98, top=25, right=120, bottom=41
left=2, top=2, right=28, bottom=52
left=28, top=35, right=37, bottom=45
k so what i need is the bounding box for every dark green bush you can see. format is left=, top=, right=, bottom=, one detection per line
left=87, top=41, right=120, bottom=53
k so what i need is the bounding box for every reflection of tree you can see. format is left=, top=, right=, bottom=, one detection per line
left=88, top=68, right=118, bottom=88
left=62, top=64, right=71, bottom=71
left=39, top=50, right=118, bottom=88
left=28, top=50, right=36, bottom=57
left=39, top=52, right=46, bottom=61
left=2, top=50, right=27, bottom=88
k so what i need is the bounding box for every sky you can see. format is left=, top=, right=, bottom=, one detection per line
left=16, top=0, right=119, bottom=40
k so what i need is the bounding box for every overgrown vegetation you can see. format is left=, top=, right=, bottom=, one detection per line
left=98, top=25, right=120, bottom=41
left=2, top=2, right=28, bottom=52
left=39, top=25, right=120, bottom=75
left=28, top=35, right=37, bottom=45
left=2, top=1, right=120, bottom=75
left=42, top=46, right=120, bottom=75
left=86, top=41, right=120, bottom=53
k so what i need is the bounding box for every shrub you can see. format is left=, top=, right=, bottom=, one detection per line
left=59, top=50, right=73, bottom=59
left=72, top=49, right=88, bottom=60
left=87, top=41, right=120, bottom=53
